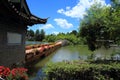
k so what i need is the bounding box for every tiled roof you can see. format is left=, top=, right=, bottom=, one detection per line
left=1, top=0, right=47, bottom=26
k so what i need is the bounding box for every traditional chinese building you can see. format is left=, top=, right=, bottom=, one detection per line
left=0, top=0, right=47, bottom=66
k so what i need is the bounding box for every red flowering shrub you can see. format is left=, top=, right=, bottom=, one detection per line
left=0, top=66, right=10, bottom=79
left=0, top=66, right=28, bottom=80
left=11, top=68, right=28, bottom=80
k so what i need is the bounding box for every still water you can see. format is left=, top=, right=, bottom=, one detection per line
left=28, top=45, right=120, bottom=80
left=29, top=45, right=92, bottom=79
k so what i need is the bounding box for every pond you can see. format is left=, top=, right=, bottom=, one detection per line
left=28, top=45, right=91, bottom=79
left=28, top=45, right=120, bottom=80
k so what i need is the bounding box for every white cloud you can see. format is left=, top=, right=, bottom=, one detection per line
left=52, top=31, right=59, bottom=35
left=39, top=24, right=54, bottom=29
left=54, top=18, right=73, bottom=29
left=66, top=6, right=71, bottom=10
left=57, top=0, right=109, bottom=19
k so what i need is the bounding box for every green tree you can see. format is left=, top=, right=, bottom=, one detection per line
left=40, top=29, right=45, bottom=41
left=34, top=29, right=46, bottom=41
left=79, top=2, right=111, bottom=51
left=45, top=34, right=57, bottom=42
left=26, top=29, right=34, bottom=41
left=70, top=30, right=78, bottom=36
left=35, top=29, right=40, bottom=41
left=109, top=0, right=120, bottom=43
left=79, top=0, right=120, bottom=51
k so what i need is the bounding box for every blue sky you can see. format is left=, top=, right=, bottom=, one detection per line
left=27, top=0, right=111, bottom=35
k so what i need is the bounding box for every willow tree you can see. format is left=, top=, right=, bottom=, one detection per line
left=79, top=0, right=120, bottom=51
left=79, top=2, right=111, bottom=51
left=109, top=0, right=120, bottom=43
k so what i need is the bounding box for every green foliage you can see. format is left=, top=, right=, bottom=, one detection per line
left=45, top=34, right=57, bottom=42
left=26, top=29, right=85, bottom=45
left=26, top=29, right=45, bottom=41
left=69, top=30, right=78, bottom=35
left=110, top=0, right=120, bottom=42
left=44, top=30, right=85, bottom=45
left=26, top=29, right=35, bottom=41
left=40, top=29, right=45, bottom=41
left=34, top=29, right=40, bottom=41
left=44, top=61, right=120, bottom=80
left=79, top=1, right=120, bottom=51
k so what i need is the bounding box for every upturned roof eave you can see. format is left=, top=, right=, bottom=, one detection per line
left=2, top=0, right=47, bottom=26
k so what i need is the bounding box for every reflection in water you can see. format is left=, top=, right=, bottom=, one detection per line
left=29, top=45, right=120, bottom=80
left=94, top=46, right=119, bottom=59
left=29, top=45, right=92, bottom=79
left=51, top=48, right=80, bottom=62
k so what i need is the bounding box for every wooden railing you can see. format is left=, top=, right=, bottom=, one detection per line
left=25, top=42, right=62, bottom=63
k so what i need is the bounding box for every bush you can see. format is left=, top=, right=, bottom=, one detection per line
left=0, top=66, right=28, bottom=80
left=44, top=61, right=120, bottom=80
